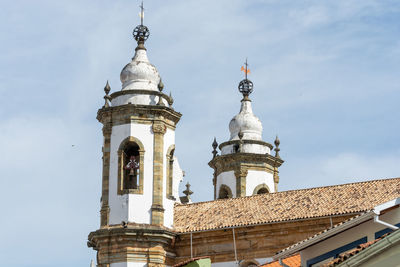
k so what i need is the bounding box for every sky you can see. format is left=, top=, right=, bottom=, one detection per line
left=0, top=0, right=400, bottom=266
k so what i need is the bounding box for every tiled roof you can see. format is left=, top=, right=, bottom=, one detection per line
left=173, top=178, right=400, bottom=233
left=260, top=254, right=300, bottom=267
left=322, top=233, right=391, bottom=267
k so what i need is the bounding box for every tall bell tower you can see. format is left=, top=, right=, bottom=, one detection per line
left=209, top=60, right=284, bottom=199
left=88, top=3, right=184, bottom=266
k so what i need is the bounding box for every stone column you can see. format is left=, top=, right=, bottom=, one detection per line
left=100, top=124, right=111, bottom=227
left=273, top=167, right=279, bottom=192
left=151, top=121, right=167, bottom=225
left=235, top=168, right=248, bottom=197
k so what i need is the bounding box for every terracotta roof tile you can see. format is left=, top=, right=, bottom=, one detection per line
left=260, top=254, right=300, bottom=267
left=173, top=178, right=400, bottom=233
left=322, top=233, right=391, bottom=267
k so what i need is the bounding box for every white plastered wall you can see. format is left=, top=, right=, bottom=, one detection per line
left=108, top=123, right=154, bottom=225
left=163, top=127, right=181, bottom=228
left=221, top=143, right=270, bottom=155
left=216, top=171, right=236, bottom=198
left=245, top=170, right=275, bottom=195
left=112, top=94, right=169, bottom=106
left=300, top=208, right=400, bottom=266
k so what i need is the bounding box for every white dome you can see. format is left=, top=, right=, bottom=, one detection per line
left=120, top=48, right=160, bottom=91
left=229, top=100, right=262, bottom=141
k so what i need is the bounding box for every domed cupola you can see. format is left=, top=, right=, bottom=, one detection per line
left=229, top=99, right=263, bottom=141
left=120, top=45, right=160, bottom=91
left=208, top=59, right=284, bottom=199
left=109, top=7, right=172, bottom=107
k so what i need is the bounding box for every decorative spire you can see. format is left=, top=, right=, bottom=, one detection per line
left=157, top=79, right=165, bottom=106
left=274, top=135, right=281, bottom=159
left=132, top=1, right=150, bottom=50
left=212, top=137, right=218, bottom=158
left=183, top=182, right=193, bottom=198
left=238, top=58, right=254, bottom=101
left=238, top=131, right=244, bottom=152
left=168, top=91, right=174, bottom=106
left=103, top=81, right=111, bottom=108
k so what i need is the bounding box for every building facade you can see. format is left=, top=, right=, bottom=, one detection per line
left=87, top=8, right=400, bottom=267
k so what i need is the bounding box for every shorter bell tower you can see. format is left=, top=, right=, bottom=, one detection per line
left=209, top=60, right=284, bottom=199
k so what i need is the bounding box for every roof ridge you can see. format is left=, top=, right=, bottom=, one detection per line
left=176, top=177, right=400, bottom=207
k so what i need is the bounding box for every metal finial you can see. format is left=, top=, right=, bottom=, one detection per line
left=183, top=182, right=193, bottom=197
left=212, top=137, right=218, bottom=158
left=103, top=81, right=111, bottom=108
left=238, top=58, right=253, bottom=100
left=133, top=1, right=150, bottom=48
left=274, top=135, right=281, bottom=159
left=242, top=58, right=250, bottom=79
left=139, top=1, right=144, bottom=26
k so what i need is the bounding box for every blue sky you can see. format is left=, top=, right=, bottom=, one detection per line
left=1, top=0, right=400, bottom=266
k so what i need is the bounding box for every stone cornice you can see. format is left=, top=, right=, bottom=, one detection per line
left=88, top=224, right=177, bottom=249
left=110, top=89, right=173, bottom=105
left=209, top=152, right=284, bottom=172
left=219, top=139, right=273, bottom=150
left=97, top=104, right=182, bottom=129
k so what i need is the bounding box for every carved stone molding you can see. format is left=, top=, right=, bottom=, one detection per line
left=88, top=225, right=176, bottom=266
left=235, top=168, right=248, bottom=197
left=152, top=122, right=167, bottom=135
left=97, top=104, right=181, bottom=129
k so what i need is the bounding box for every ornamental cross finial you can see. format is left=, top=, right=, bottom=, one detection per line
left=238, top=58, right=254, bottom=99
left=139, top=1, right=144, bottom=25
left=241, top=58, right=250, bottom=79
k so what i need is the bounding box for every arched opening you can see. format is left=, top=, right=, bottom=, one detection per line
left=123, top=142, right=140, bottom=189
left=218, top=184, right=232, bottom=199
left=166, top=145, right=175, bottom=199
left=118, top=137, right=145, bottom=195
left=257, top=187, right=269, bottom=194
left=252, top=183, right=270, bottom=196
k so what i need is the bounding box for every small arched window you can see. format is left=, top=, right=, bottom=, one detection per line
left=218, top=184, right=232, bottom=199
left=118, top=137, right=145, bottom=195
left=123, top=143, right=140, bottom=189
left=252, top=184, right=270, bottom=195
left=257, top=187, right=269, bottom=194
left=166, top=145, right=175, bottom=199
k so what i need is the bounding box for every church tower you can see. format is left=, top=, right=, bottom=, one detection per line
left=209, top=61, right=284, bottom=199
left=88, top=4, right=184, bottom=266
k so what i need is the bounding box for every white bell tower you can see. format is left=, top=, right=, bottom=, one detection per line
left=88, top=4, right=184, bottom=266
left=209, top=60, right=284, bottom=199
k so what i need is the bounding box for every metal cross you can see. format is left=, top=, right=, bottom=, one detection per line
left=139, top=1, right=145, bottom=25
left=241, top=58, right=250, bottom=79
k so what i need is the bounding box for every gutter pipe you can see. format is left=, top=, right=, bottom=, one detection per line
left=373, top=213, right=399, bottom=231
